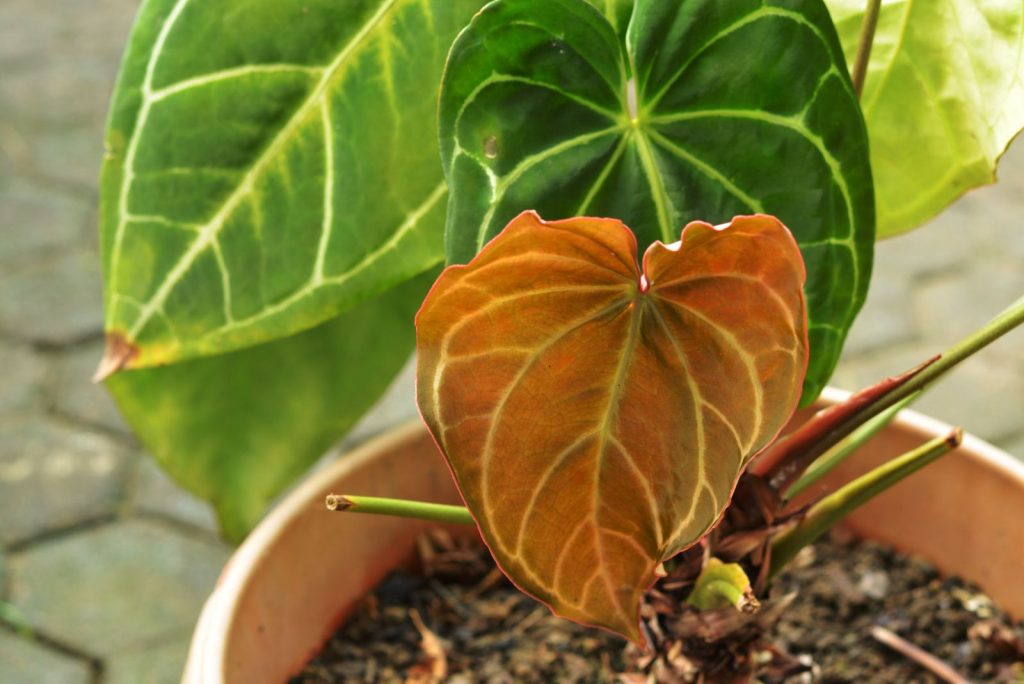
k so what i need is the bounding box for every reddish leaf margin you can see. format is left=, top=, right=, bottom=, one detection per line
left=416, top=211, right=808, bottom=640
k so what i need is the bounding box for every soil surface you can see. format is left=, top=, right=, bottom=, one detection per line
left=293, top=532, right=1024, bottom=683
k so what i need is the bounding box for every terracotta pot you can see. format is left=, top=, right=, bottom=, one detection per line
left=182, top=387, right=1024, bottom=683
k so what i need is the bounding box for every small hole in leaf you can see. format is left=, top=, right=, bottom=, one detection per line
left=483, top=136, right=498, bottom=159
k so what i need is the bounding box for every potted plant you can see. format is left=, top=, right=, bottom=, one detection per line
left=181, top=215, right=1024, bottom=680
left=183, top=391, right=1024, bottom=682
left=92, top=0, right=1024, bottom=680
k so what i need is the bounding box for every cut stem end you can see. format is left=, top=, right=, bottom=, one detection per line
left=325, top=494, right=353, bottom=512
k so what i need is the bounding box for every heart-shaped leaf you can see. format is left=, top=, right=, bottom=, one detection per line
left=99, top=0, right=485, bottom=371
left=826, top=0, right=1024, bottom=237
left=416, top=212, right=808, bottom=640
left=439, top=0, right=873, bottom=402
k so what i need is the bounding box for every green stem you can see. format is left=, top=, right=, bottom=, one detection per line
left=852, top=0, right=883, bottom=97
left=852, top=294, right=1024, bottom=431
left=769, top=428, right=963, bottom=579
left=326, top=494, right=474, bottom=526
left=700, top=580, right=746, bottom=609
left=323, top=301, right=1024, bottom=557
left=786, top=392, right=919, bottom=499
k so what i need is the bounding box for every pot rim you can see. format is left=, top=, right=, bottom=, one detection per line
left=183, top=421, right=430, bottom=684
left=182, top=387, right=1024, bottom=683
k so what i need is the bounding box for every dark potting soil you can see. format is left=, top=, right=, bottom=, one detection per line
left=293, top=532, right=1024, bottom=683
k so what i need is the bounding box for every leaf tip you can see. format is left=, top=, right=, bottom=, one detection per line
left=92, top=332, right=139, bottom=382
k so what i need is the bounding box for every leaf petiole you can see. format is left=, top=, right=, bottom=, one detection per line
left=853, top=294, right=1024, bottom=432
left=325, top=494, right=474, bottom=526
left=851, top=0, right=883, bottom=97
left=768, top=427, right=963, bottom=578
left=785, top=391, right=920, bottom=499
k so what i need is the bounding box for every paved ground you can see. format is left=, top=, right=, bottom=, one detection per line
left=1, top=2, right=1022, bottom=682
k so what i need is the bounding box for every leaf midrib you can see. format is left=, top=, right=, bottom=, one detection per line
left=861, top=0, right=915, bottom=118
left=590, top=293, right=647, bottom=627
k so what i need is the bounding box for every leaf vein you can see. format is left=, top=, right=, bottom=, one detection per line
left=119, top=0, right=402, bottom=343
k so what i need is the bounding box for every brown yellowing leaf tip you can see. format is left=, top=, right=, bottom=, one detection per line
left=92, top=332, right=139, bottom=383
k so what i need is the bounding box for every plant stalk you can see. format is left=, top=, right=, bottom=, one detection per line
left=849, top=294, right=1024, bottom=435
left=750, top=356, right=936, bottom=491
left=852, top=0, right=883, bottom=97
left=768, top=427, right=963, bottom=579
left=785, top=392, right=919, bottom=499
left=325, top=494, right=474, bottom=526
left=758, top=294, right=1024, bottom=492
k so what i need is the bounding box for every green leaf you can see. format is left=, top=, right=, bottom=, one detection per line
left=439, top=0, right=875, bottom=402
left=687, top=558, right=758, bottom=613
left=827, top=0, right=1024, bottom=237
left=106, top=273, right=434, bottom=541
left=99, top=0, right=483, bottom=372
left=584, top=0, right=634, bottom=37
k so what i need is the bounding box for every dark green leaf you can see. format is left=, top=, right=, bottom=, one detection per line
left=439, top=0, right=875, bottom=401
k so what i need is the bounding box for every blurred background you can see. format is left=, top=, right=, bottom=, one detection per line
left=1, top=1, right=1022, bottom=682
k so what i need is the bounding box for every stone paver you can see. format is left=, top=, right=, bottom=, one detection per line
left=912, top=358, right=1024, bottom=446
left=19, top=123, right=111, bottom=190
left=912, top=258, right=1024, bottom=355
left=7, top=519, right=229, bottom=658
left=52, top=339, right=128, bottom=435
left=133, top=458, right=219, bottom=533
left=0, top=0, right=137, bottom=67
left=834, top=346, right=1024, bottom=447
left=0, top=630, right=92, bottom=684
left=0, top=0, right=236, bottom=679
left=0, top=417, right=132, bottom=545
left=105, top=636, right=194, bottom=684
left=0, top=59, right=121, bottom=128
left=0, top=0, right=1022, bottom=680
left=0, top=0, right=137, bottom=190
left=840, top=272, right=917, bottom=356
left=0, top=249, right=104, bottom=346
left=0, top=176, right=91, bottom=266
left=868, top=209, right=967, bottom=281
left=0, top=341, right=47, bottom=416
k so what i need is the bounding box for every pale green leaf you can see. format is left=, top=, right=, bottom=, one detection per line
left=106, top=273, right=434, bottom=541
left=99, top=0, right=483, bottom=370
left=827, top=0, right=1024, bottom=237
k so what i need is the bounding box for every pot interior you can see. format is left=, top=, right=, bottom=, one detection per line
left=204, top=397, right=1024, bottom=683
